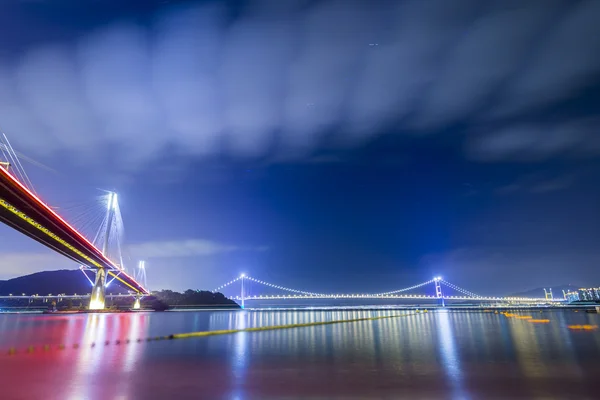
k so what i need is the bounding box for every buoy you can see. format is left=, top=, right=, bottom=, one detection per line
left=567, top=325, right=597, bottom=330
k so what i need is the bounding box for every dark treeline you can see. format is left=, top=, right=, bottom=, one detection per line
left=0, top=290, right=238, bottom=311
left=152, top=290, right=237, bottom=307
left=0, top=270, right=238, bottom=311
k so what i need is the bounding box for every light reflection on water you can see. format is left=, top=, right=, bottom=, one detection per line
left=0, top=309, right=599, bottom=399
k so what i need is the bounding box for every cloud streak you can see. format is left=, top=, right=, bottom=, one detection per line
left=0, top=0, right=598, bottom=173
left=127, top=239, right=267, bottom=259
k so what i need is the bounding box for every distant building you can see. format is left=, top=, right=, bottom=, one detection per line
left=565, top=288, right=600, bottom=302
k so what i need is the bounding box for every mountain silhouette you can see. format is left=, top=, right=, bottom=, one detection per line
left=0, top=269, right=129, bottom=296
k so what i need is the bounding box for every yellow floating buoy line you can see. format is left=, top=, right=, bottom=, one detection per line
left=169, top=311, right=421, bottom=340
left=5, top=311, right=423, bottom=356
left=500, top=312, right=549, bottom=323
left=567, top=325, right=598, bottom=331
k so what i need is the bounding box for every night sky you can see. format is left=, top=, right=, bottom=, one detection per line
left=0, top=0, right=599, bottom=295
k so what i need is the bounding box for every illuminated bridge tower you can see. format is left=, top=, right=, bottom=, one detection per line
left=434, top=276, right=445, bottom=307
left=89, top=192, right=117, bottom=310
left=132, top=261, right=147, bottom=309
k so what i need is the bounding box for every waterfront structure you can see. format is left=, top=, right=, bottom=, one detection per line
left=0, top=142, right=148, bottom=310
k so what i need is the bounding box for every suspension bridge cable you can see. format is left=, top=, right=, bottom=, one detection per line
left=213, top=276, right=243, bottom=292
left=244, top=276, right=326, bottom=296
left=214, top=275, right=439, bottom=298
left=440, top=280, right=480, bottom=297
left=373, top=279, right=436, bottom=296
left=440, top=280, right=481, bottom=298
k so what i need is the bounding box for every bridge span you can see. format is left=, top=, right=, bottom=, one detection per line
left=214, top=274, right=565, bottom=307
left=0, top=163, right=148, bottom=309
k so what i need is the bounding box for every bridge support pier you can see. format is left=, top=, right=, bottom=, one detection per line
left=133, top=294, right=141, bottom=309
left=89, top=268, right=107, bottom=310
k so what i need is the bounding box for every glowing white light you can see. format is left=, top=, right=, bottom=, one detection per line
left=240, top=273, right=246, bottom=278
left=88, top=297, right=104, bottom=310
left=105, top=192, right=118, bottom=211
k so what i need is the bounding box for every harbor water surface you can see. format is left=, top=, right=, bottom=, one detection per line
left=0, top=309, right=599, bottom=399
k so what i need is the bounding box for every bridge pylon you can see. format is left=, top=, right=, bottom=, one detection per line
left=240, top=273, right=246, bottom=309
left=434, top=276, right=445, bottom=307
left=88, top=191, right=117, bottom=310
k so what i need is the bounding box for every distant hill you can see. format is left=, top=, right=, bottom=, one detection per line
left=0, top=270, right=128, bottom=296
left=0, top=270, right=238, bottom=308
left=510, top=284, right=581, bottom=299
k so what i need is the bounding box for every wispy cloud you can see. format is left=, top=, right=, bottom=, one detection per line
left=529, top=175, right=575, bottom=194
left=494, top=172, right=576, bottom=195
left=127, top=239, right=267, bottom=259
left=0, top=0, right=598, bottom=173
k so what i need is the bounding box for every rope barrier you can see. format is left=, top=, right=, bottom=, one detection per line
left=3, top=311, right=423, bottom=357
left=169, top=311, right=420, bottom=340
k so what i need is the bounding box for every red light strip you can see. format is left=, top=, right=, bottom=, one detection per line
left=0, top=167, right=148, bottom=293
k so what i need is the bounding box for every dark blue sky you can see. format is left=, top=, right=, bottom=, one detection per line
left=0, top=0, right=599, bottom=295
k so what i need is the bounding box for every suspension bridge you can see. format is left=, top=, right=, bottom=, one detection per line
left=213, top=274, right=565, bottom=307
left=0, top=134, right=148, bottom=310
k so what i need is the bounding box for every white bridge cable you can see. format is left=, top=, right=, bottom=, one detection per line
left=373, top=279, right=436, bottom=296
left=0, top=136, right=35, bottom=194
left=440, top=280, right=481, bottom=298
left=214, top=276, right=438, bottom=298
left=244, top=276, right=326, bottom=296
left=0, top=139, right=10, bottom=167
left=2, top=134, right=35, bottom=193
left=1, top=134, right=38, bottom=195
left=213, top=276, right=243, bottom=293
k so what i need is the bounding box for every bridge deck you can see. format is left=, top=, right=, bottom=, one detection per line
left=0, top=167, right=148, bottom=294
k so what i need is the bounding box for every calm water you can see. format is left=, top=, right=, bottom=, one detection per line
left=0, top=309, right=599, bottom=399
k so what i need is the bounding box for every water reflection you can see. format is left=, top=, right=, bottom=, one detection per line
left=436, top=310, right=468, bottom=400
left=0, top=310, right=598, bottom=399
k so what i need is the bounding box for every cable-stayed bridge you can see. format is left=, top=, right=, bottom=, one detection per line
left=214, top=274, right=565, bottom=307
left=0, top=136, right=148, bottom=309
